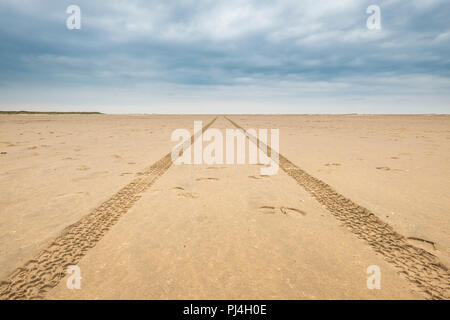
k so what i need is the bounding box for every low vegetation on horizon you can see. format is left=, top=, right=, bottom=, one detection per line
left=0, top=111, right=102, bottom=114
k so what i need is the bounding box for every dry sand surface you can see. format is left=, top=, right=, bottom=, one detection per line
left=0, top=114, right=449, bottom=299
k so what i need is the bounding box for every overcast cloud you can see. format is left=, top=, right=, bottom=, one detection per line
left=0, top=0, right=449, bottom=113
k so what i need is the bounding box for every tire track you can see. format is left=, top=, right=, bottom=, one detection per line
left=0, top=117, right=217, bottom=300
left=226, top=116, right=449, bottom=300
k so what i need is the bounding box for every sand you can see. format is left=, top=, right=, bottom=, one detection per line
left=0, top=114, right=448, bottom=299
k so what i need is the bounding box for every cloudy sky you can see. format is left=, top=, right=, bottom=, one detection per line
left=0, top=0, right=449, bottom=113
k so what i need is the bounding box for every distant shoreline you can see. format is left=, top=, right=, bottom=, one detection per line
left=0, top=111, right=102, bottom=114
left=0, top=111, right=448, bottom=116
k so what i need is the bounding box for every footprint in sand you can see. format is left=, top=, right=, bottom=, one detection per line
left=196, top=177, right=219, bottom=182
left=248, top=175, right=270, bottom=179
left=258, top=206, right=277, bottom=214
left=324, top=163, right=341, bottom=167
left=120, top=172, right=133, bottom=176
left=73, top=171, right=109, bottom=181
left=258, top=206, right=306, bottom=216
left=53, top=192, right=89, bottom=200
left=407, top=237, right=437, bottom=252
left=376, top=166, right=391, bottom=171
left=172, top=186, right=185, bottom=190
left=76, top=165, right=90, bottom=171
left=279, top=207, right=306, bottom=216
left=178, top=192, right=199, bottom=199
left=149, top=189, right=161, bottom=196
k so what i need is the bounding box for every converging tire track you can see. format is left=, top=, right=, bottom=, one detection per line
left=225, top=116, right=449, bottom=300
left=0, top=118, right=217, bottom=300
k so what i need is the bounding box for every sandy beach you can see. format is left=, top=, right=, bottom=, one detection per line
left=0, top=114, right=449, bottom=299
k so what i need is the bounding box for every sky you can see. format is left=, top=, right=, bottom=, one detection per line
left=0, top=0, right=449, bottom=114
